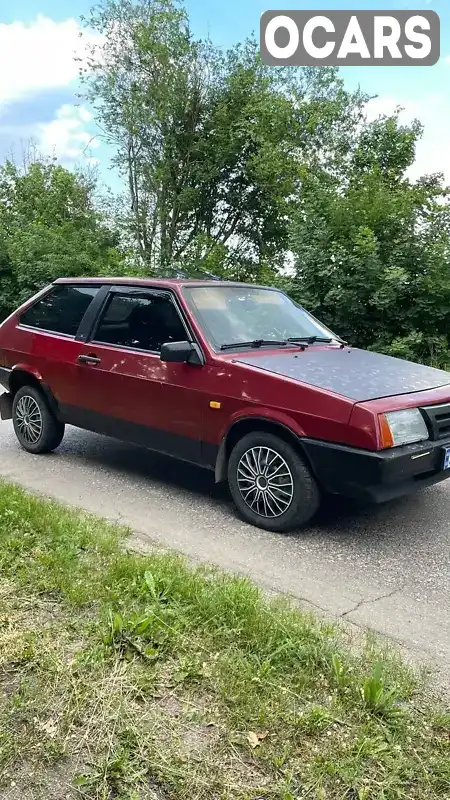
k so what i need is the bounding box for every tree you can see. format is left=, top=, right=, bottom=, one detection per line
left=81, top=0, right=366, bottom=279
left=0, top=155, right=122, bottom=321
left=78, top=0, right=450, bottom=369
left=288, top=114, right=450, bottom=368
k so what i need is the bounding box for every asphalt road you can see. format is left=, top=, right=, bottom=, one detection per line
left=0, top=421, right=449, bottom=681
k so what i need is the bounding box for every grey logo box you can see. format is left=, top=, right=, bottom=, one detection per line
left=260, top=10, right=440, bottom=66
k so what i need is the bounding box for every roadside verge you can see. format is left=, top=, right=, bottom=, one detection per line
left=0, top=480, right=449, bottom=799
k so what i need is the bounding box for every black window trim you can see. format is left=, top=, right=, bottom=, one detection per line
left=86, top=285, right=205, bottom=362
left=75, top=284, right=110, bottom=341
left=18, top=283, right=105, bottom=340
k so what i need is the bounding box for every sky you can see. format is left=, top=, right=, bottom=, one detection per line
left=0, top=0, right=449, bottom=186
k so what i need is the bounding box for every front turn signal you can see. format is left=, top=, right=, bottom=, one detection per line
left=378, top=414, right=394, bottom=449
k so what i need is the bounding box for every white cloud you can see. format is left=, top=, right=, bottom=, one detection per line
left=36, top=104, right=100, bottom=163
left=365, top=94, right=450, bottom=183
left=0, top=16, right=102, bottom=165
left=0, top=15, right=99, bottom=108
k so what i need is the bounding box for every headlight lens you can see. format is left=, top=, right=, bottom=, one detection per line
left=383, top=408, right=429, bottom=447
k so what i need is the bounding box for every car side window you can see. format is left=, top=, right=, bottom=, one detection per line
left=20, top=285, right=100, bottom=337
left=93, top=292, right=187, bottom=352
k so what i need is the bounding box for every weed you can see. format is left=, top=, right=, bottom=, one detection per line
left=360, top=661, right=402, bottom=716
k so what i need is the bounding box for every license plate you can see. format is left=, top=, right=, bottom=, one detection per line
left=444, top=446, right=450, bottom=471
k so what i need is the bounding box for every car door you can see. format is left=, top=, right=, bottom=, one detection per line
left=12, top=283, right=103, bottom=408
left=73, top=287, right=208, bottom=465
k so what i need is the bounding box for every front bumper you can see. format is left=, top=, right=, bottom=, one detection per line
left=302, top=437, right=450, bottom=503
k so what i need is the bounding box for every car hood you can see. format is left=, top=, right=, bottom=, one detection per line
left=236, top=347, right=450, bottom=402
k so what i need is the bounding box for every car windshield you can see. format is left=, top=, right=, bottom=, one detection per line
left=182, top=286, right=338, bottom=350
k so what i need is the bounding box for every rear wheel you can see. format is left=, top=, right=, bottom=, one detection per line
left=228, top=432, right=320, bottom=532
left=12, top=385, right=65, bottom=454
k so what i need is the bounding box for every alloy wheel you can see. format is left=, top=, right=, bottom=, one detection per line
left=236, top=446, right=294, bottom=518
left=15, top=395, right=43, bottom=445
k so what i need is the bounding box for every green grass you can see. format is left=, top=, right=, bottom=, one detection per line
left=0, top=481, right=448, bottom=800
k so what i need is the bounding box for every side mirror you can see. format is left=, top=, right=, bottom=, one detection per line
left=160, top=340, right=203, bottom=365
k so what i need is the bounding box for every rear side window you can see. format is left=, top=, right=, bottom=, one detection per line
left=20, top=285, right=100, bottom=337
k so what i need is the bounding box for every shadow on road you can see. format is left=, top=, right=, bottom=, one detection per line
left=58, top=427, right=440, bottom=543
left=62, top=427, right=222, bottom=494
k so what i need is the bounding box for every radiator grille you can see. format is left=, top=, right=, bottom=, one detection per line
left=420, top=403, right=450, bottom=441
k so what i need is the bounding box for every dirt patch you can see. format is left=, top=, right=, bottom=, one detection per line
left=0, top=757, right=88, bottom=800
left=157, top=693, right=182, bottom=717
left=178, top=722, right=221, bottom=757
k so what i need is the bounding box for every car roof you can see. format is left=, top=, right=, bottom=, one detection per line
left=54, top=277, right=272, bottom=290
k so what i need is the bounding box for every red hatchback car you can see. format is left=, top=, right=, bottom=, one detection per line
left=1, top=277, right=450, bottom=532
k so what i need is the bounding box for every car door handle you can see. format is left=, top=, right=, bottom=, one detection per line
left=78, top=354, right=101, bottom=365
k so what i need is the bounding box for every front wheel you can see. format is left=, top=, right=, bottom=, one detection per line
left=228, top=432, right=320, bottom=533
left=12, top=385, right=65, bottom=454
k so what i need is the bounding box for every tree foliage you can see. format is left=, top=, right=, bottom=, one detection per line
left=81, top=0, right=365, bottom=279
left=287, top=116, right=450, bottom=368
left=1, top=0, right=449, bottom=370
left=0, top=156, right=121, bottom=321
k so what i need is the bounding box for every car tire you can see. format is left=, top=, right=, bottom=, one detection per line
left=228, top=431, right=320, bottom=533
left=12, top=385, right=65, bottom=454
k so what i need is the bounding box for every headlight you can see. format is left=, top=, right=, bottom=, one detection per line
left=380, top=408, right=429, bottom=448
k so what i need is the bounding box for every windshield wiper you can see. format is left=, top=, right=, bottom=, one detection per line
left=287, top=336, right=334, bottom=344
left=220, top=339, right=296, bottom=351
left=220, top=336, right=344, bottom=351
